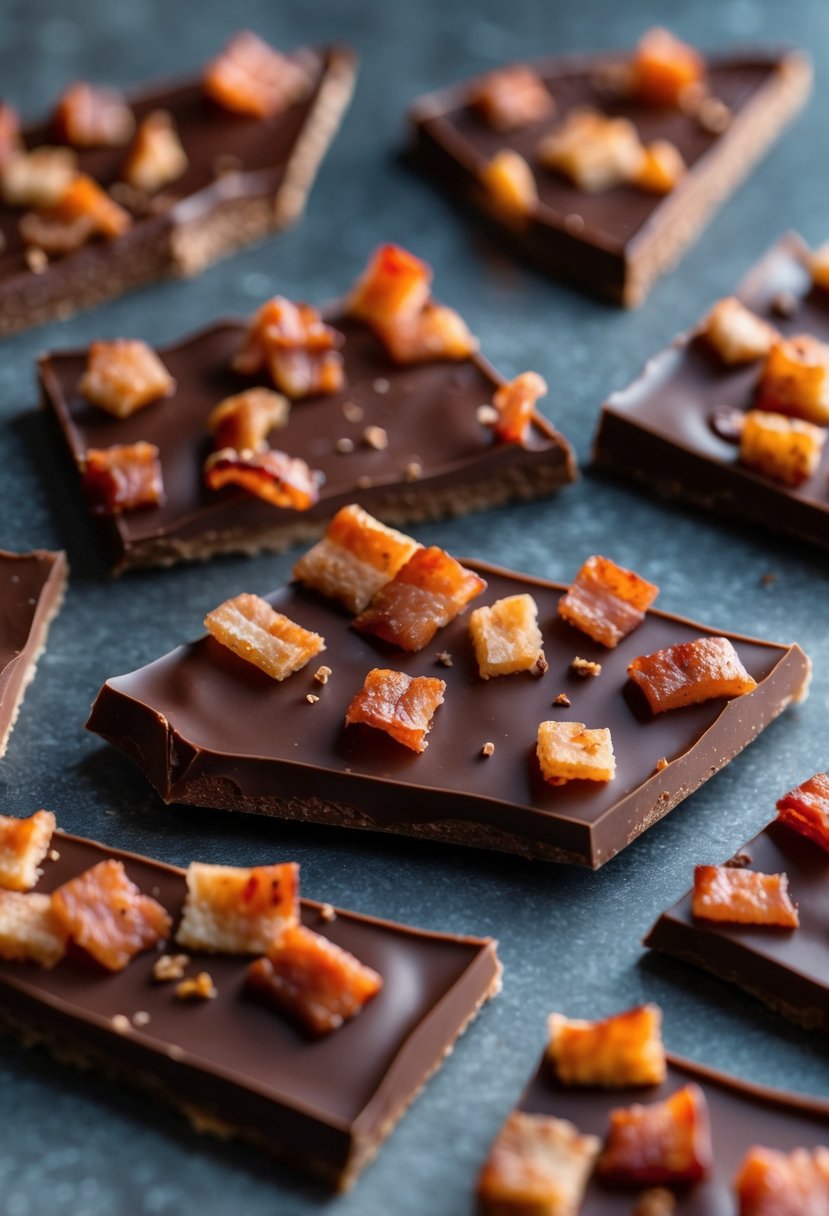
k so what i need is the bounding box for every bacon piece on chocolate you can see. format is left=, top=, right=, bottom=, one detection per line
left=53, top=83, right=134, bottom=148
left=78, top=339, right=174, bottom=418
left=470, top=65, right=555, bottom=132
left=489, top=371, right=548, bottom=444
left=204, top=448, right=323, bottom=511
left=734, top=1145, right=829, bottom=1215
left=0, top=103, right=21, bottom=170
left=204, top=593, right=324, bottom=681
left=246, top=923, right=383, bottom=1036
left=470, top=593, right=545, bottom=679
left=634, top=140, right=686, bottom=194
left=345, top=668, right=446, bottom=753
left=691, top=865, right=799, bottom=928
left=20, top=174, right=132, bottom=255
left=756, top=335, right=829, bottom=425
left=630, top=28, right=705, bottom=108
left=776, top=772, right=829, bottom=853
left=537, top=721, right=616, bottom=786
left=598, top=1084, right=713, bottom=1188
left=176, top=861, right=299, bottom=954
left=559, top=555, right=659, bottom=649
left=739, top=410, right=824, bottom=488
left=83, top=442, right=165, bottom=515
left=1, top=146, right=77, bottom=210
left=809, top=244, right=829, bottom=292
left=379, top=301, right=478, bottom=364
left=477, top=1111, right=600, bottom=1216
left=481, top=150, right=538, bottom=217
left=701, top=297, right=776, bottom=365
left=203, top=30, right=313, bottom=118
left=121, top=110, right=188, bottom=193
left=0, top=810, right=56, bottom=893
left=0, top=891, right=68, bottom=968
left=207, top=387, right=290, bottom=454
left=353, top=546, right=486, bottom=651
left=292, top=504, right=420, bottom=614
left=547, top=1004, right=666, bottom=1088
left=627, top=636, right=757, bottom=714
left=538, top=107, right=644, bottom=193
left=231, top=296, right=344, bottom=399
left=51, top=859, right=171, bottom=972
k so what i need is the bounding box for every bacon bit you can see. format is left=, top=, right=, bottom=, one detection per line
left=702, top=297, right=777, bottom=365
left=176, top=861, right=299, bottom=955
left=0, top=103, right=21, bottom=169
left=725, top=852, right=752, bottom=869
left=469, top=593, right=545, bottom=679
left=537, top=107, right=644, bottom=193
left=305, top=693, right=319, bottom=704
left=83, top=442, right=165, bottom=515
left=232, top=295, right=345, bottom=399
left=353, top=546, right=487, bottom=651
left=537, top=721, right=616, bottom=785
left=655, top=757, right=669, bottom=773
left=204, top=448, right=323, bottom=510
left=405, top=459, right=423, bottom=481
left=756, top=334, right=829, bottom=425
left=0, top=809, right=56, bottom=893
left=734, top=1146, right=829, bottom=1215
left=379, top=300, right=478, bottom=364
left=634, top=140, right=686, bottom=194
left=53, top=83, right=135, bottom=147
left=470, top=65, right=555, bottom=131
left=51, top=860, right=171, bottom=972
left=630, top=28, right=705, bottom=108
left=247, top=923, right=383, bottom=1036
left=691, top=865, right=799, bottom=928
left=78, top=339, right=175, bottom=418
left=122, top=110, right=188, bottom=193
left=0, top=146, right=77, bottom=209
left=203, top=30, right=313, bottom=118
left=477, top=1112, right=600, bottom=1216
left=570, top=657, right=602, bottom=678
left=111, top=1014, right=131, bottom=1035
left=204, top=592, right=324, bottom=681
left=739, top=410, right=825, bottom=487
left=559, top=555, right=659, bottom=649
left=0, top=891, right=68, bottom=968
left=598, top=1084, right=713, bottom=1187
left=481, top=741, right=496, bottom=757
left=313, top=665, right=333, bottom=685
left=362, top=424, right=388, bottom=451
left=776, top=772, right=829, bottom=853
left=486, top=372, right=547, bottom=445
left=809, top=243, right=829, bottom=292
left=553, top=693, right=571, bottom=707
left=345, top=668, right=446, bottom=752
left=697, top=96, right=731, bottom=134
left=481, top=149, right=538, bottom=217
left=152, top=953, right=190, bottom=982
left=436, top=651, right=453, bottom=668
left=207, top=387, right=290, bottom=453
left=174, top=971, right=218, bottom=1002
left=627, top=636, right=757, bottom=714
left=547, top=1005, right=666, bottom=1087
left=48, top=173, right=131, bottom=241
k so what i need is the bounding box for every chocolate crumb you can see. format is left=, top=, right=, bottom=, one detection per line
left=535, top=655, right=549, bottom=675
left=132, top=1010, right=151, bottom=1027
left=373, top=377, right=390, bottom=394
left=405, top=459, right=423, bottom=481
left=759, top=572, right=777, bottom=588
left=342, top=400, right=364, bottom=423
left=362, top=425, right=388, bottom=451
left=306, top=693, right=320, bottom=704
left=25, top=247, right=48, bottom=274
left=435, top=651, right=453, bottom=668
left=335, top=436, right=355, bottom=454
left=111, top=1014, right=131, bottom=1035
left=570, top=656, right=602, bottom=678
left=481, top=741, right=495, bottom=757
left=553, top=693, right=571, bottom=707
left=772, top=290, right=799, bottom=319
left=175, top=972, right=217, bottom=1002
left=152, top=953, right=189, bottom=983
left=725, top=851, right=752, bottom=869
left=655, top=757, right=669, bottom=773
left=697, top=96, right=731, bottom=134
left=313, top=665, right=332, bottom=685
left=319, top=903, right=337, bottom=923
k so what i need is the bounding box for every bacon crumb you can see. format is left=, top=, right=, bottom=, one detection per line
left=313, top=665, right=333, bottom=685
left=175, top=971, right=218, bottom=1002
left=152, top=953, right=190, bottom=983
left=570, top=657, right=602, bottom=678
left=306, top=693, right=319, bottom=705
left=481, top=741, right=496, bottom=757
left=553, top=693, right=571, bottom=707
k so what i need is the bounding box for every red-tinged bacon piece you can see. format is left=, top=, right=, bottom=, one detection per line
left=756, top=335, right=829, bottom=426
left=203, top=31, right=313, bottom=118
left=630, top=28, right=705, bottom=108
left=204, top=448, right=323, bottom=511
left=204, top=593, right=324, bottom=681
left=0, top=891, right=68, bottom=968
left=559, top=555, right=660, bottom=648
left=627, top=636, right=757, bottom=714
left=353, top=546, right=487, bottom=651
left=207, top=387, right=290, bottom=453
left=692, top=865, right=799, bottom=928
left=346, top=243, right=432, bottom=328
left=477, top=1111, right=600, bottom=1216
left=231, top=296, right=344, bottom=398
left=176, top=861, right=299, bottom=954
left=489, top=371, right=547, bottom=444
left=20, top=174, right=131, bottom=255
left=345, top=668, right=446, bottom=752
left=471, top=65, right=555, bottom=131
left=246, top=922, right=383, bottom=1036
left=634, top=139, right=686, bottom=194
left=547, top=1004, right=666, bottom=1088
left=121, top=109, right=188, bottom=194
left=481, top=150, right=538, bottom=218
left=776, top=772, right=829, bottom=853
left=734, top=1145, right=829, bottom=1216
left=598, top=1083, right=713, bottom=1188
left=51, top=859, right=171, bottom=972
left=53, top=83, right=135, bottom=148
left=78, top=339, right=175, bottom=418
left=83, top=442, right=165, bottom=515
left=377, top=300, right=478, bottom=365
left=0, top=103, right=22, bottom=169
left=0, top=810, right=57, bottom=893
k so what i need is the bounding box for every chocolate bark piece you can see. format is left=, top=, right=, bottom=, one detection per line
left=409, top=47, right=810, bottom=306
left=0, top=549, right=67, bottom=757
left=645, top=819, right=829, bottom=1032
left=0, top=43, right=356, bottom=336
left=593, top=233, right=829, bottom=550
left=85, top=559, right=809, bottom=868
left=39, top=316, right=576, bottom=574
left=0, top=831, right=500, bottom=1191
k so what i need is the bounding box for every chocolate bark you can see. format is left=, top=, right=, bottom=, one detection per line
left=0, top=548, right=67, bottom=757
left=39, top=316, right=577, bottom=572
left=85, top=560, right=810, bottom=868
left=410, top=48, right=810, bottom=306
left=0, top=831, right=501, bottom=1190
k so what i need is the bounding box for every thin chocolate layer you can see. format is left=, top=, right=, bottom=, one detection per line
left=0, top=831, right=500, bottom=1190
left=39, top=316, right=576, bottom=572
left=645, top=819, right=829, bottom=1031
left=0, top=548, right=67, bottom=757
left=410, top=49, right=810, bottom=305
left=594, top=232, right=829, bottom=549
left=85, top=560, right=810, bottom=868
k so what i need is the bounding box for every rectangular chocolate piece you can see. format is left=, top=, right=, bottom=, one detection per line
left=594, top=233, right=829, bottom=549
left=0, top=548, right=67, bottom=757
left=646, top=819, right=829, bottom=1031
left=0, top=831, right=500, bottom=1190
left=39, top=317, right=576, bottom=572
left=86, top=559, right=809, bottom=868
left=410, top=47, right=810, bottom=305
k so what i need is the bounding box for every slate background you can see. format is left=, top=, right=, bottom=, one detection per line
left=1, top=0, right=828, bottom=1212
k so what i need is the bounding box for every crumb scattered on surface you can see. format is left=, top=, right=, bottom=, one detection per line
left=476, top=403, right=498, bottom=426
left=111, top=1014, right=131, bottom=1035
left=133, top=1010, right=151, bottom=1027
left=357, top=475, right=373, bottom=489
left=25, top=247, right=48, bottom=274
left=725, top=851, right=752, bottom=869
left=152, top=953, right=189, bottom=983
left=759, top=572, right=777, bottom=588
left=405, top=460, right=422, bottom=481
left=655, top=757, right=668, bottom=773
left=306, top=693, right=320, bottom=704
left=373, top=377, right=390, bottom=394
left=320, top=903, right=337, bottom=923
left=335, top=436, right=355, bottom=454
left=314, top=665, right=332, bottom=685
left=481, top=741, right=495, bottom=757
left=436, top=651, right=453, bottom=667
left=697, top=96, right=731, bottom=133
left=633, top=1189, right=677, bottom=1216
left=175, top=972, right=217, bottom=1002
left=553, top=693, right=571, bottom=707
left=342, top=400, right=363, bottom=423
left=570, top=656, right=602, bottom=678
left=48, top=849, right=60, bottom=861
left=535, top=655, right=549, bottom=675
left=362, top=425, right=388, bottom=451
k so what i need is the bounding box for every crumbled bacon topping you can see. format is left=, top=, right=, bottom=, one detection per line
left=345, top=668, right=446, bottom=752
left=627, top=636, right=757, bottom=714
left=0, top=810, right=56, bottom=893
left=470, top=65, right=555, bottom=131
left=537, top=107, right=644, bottom=193
left=204, top=593, right=324, bottom=681
left=78, top=339, right=175, bottom=418
left=1, top=146, right=77, bottom=210
left=739, top=410, right=824, bottom=488
left=486, top=371, right=547, bottom=445
left=204, top=448, right=323, bottom=510
left=203, top=30, right=313, bottom=118
left=24, top=174, right=132, bottom=251
left=469, top=593, right=545, bottom=679
left=477, top=1112, right=600, bottom=1216
left=630, top=28, right=705, bottom=108
left=231, top=296, right=345, bottom=399
left=598, top=1084, right=713, bottom=1187
left=536, top=721, right=616, bottom=785
left=547, top=1005, right=666, bottom=1087
left=570, top=657, right=602, bottom=678
left=121, top=109, right=188, bottom=193
left=776, top=772, right=829, bottom=852
left=0, top=890, right=68, bottom=968
left=481, top=150, right=538, bottom=217
left=207, top=387, right=290, bottom=453
left=176, top=861, right=299, bottom=955
left=379, top=301, right=479, bottom=364
left=701, top=297, right=776, bottom=365
left=174, top=971, right=218, bottom=1001
left=634, top=139, right=686, bottom=194
left=152, top=953, right=190, bottom=982
left=559, top=555, right=659, bottom=649
left=51, top=860, right=171, bottom=972
left=691, top=865, right=799, bottom=928
left=53, top=83, right=135, bottom=147
left=83, top=442, right=165, bottom=515
left=756, top=334, right=829, bottom=425
left=734, top=1146, right=829, bottom=1215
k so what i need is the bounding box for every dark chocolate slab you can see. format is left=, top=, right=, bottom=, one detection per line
left=0, top=831, right=500, bottom=1189
left=410, top=48, right=810, bottom=305
left=86, top=559, right=809, bottom=868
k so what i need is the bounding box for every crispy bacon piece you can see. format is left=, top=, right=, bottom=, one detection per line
left=345, top=668, right=446, bottom=752
left=470, top=593, right=545, bottom=679
left=691, top=865, right=799, bottom=928
left=83, top=442, right=165, bottom=515
left=734, top=1145, right=829, bottom=1215
left=207, top=387, right=290, bottom=453
left=559, top=555, right=659, bottom=649
left=739, top=410, right=825, bottom=488
left=292, top=504, right=420, bottom=613
left=20, top=174, right=132, bottom=255
left=379, top=300, right=478, bottom=364
left=353, top=546, right=487, bottom=651
left=0, top=891, right=68, bottom=968
left=232, top=295, right=345, bottom=398
left=204, top=448, right=323, bottom=510
left=78, top=339, right=175, bottom=417
left=756, top=335, right=829, bottom=425
left=598, top=1084, right=713, bottom=1188
left=121, top=110, right=188, bottom=193
left=776, top=772, right=829, bottom=853
left=701, top=297, right=776, bottom=365
left=0, top=810, right=56, bottom=893
left=547, top=1005, right=666, bottom=1088
left=176, top=861, right=299, bottom=954
left=204, top=593, right=324, bottom=681
left=52, top=860, right=171, bottom=972
left=247, top=922, right=383, bottom=1036
left=2, top=145, right=76, bottom=210
left=537, top=107, right=644, bottom=193
left=203, top=30, right=313, bottom=118
left=471, top=65, right=555, bottom=131
left=0, top=103, right=21, bottom=169
left=627, top=636, right=757, bottom=714
left=53, top=83, right=135, bottom=147
left=630, top=29, right=706, bottom=108
left=537, top=721, right=616, bottom=785
left=809, top=244, right=829, bottom=292
left=634, top=140, right=686, bottom=194
left=481, top=150, right=538, bottom=217
left=490, top=371, right=547, bottom=444
left=477, top=1111, right=600, bottom=1216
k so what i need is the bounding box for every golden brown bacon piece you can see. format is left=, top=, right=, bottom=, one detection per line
left=353, top=546, right=487, bottom=651
left=83, top=442, right=165, bottom=515
left=0, top=810, right=56, bottom=893
left=547, top=1005, right=666, bottom=1088
left=691, top=865, right=799, bottom=928
left=232, top=296, right=344, bottom=399
left=0, top=891, right=68, bottom=968
left=379, top=300, right=478, bottom=364
left=756, top=335, right=829, bottom=425
left=634, top=139, right=686, bottom=194
left=627, top=636, right=757, bottom=714
left=536, top=721, right=616, bottom=786
left=559, top=555, right=659, bottom=649
left=176, top=861, right=299, bottom=955
left=777, top=772, right=829, bottom=853
left=537, top=107, right=644, bottom=193
left=490, top=371, right=547, bottom=444
left=204, top=448, right=322, bottom=510
left=78, top=338, right=174, bottom=418
left=477, top=1111, right=600, bottom=1216
left=739, top=410, right=825, bottom=488
left=53, top=83, right=135, bottom=148
left=292, top=504, right=420, bottom=614
left=121, top=110, right=188, bottom=193
left=345, top=668, right=446, bottom=753
left=207, top=387, right=290, bottom=453
left=51, top=859, right=171, bottom=972
left=203, top=30, right=313, bottom=118
left=204, top=593, right=324, bottom=681
left=598, top=1084, right=713, bottom=1187
left=1, top=146, right=77, bottom=209
left=0, top=103, right=22, bottom=169
left=701, top=297, right=776, bottom=365
left=630, top=28, right=705, bottom=108
left=809, top=244, right=829, bottom=292
left=734, top=1145, right=829, bottom=1215
left=469, top=593, right=545, bottom=679
left=471, top=65, right=555, bottom=132
left=481, top=150, right=538, bottom=217
left=247, top=923, right=383, bottom=1036
left=20, top=174, right=131, bottom=255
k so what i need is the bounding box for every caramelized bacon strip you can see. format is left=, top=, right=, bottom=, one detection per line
left=176, top=861, right=299, bottom=954
left=559, top=555, right=659, bottom=648
left=776, top=772, right=829, bottom=853
left=692, top=865, right=799, bottom=928
left=345, top=668, right=446, bottom=752
left=547, top=1004, right=666, bottom=1088
left=78, top=339, right=175, bottom=418
left=477, top=1111, right=600, bottom=1216
left=0, top=810, right=57, bottom=893
left=536, top=721, right=616, bottom=785
left=83, top=442, right=165, bottom=515
left=207, top=387, right=290, bottom=453
left=203, top=31, right=313, bottom=118
left=627, top=637, right=757, bottom=714
left=204, top=593, right=324, bottom=681
left=490, top=372, right=548, bottom=444
left=598, top=1084, right=713, bottom=1187
left=204, top=448, right=323, bottom=510
left=51, top=859, right=171, bottom=972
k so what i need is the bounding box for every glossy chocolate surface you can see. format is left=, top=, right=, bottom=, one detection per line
left=0, top=548, right=66, bottom=751
left=86, top=560, right=809, bottom=868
